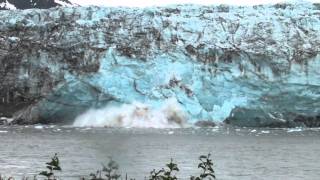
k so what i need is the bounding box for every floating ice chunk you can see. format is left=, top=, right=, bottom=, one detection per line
left=34, top=125, right=43, bottom=129
left=211, top=128, right=219, bottom=132
left=287, top=128, right=303, bottom=132
left=261, top=130, right=270, bottom=134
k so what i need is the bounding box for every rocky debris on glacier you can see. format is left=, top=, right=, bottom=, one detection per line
left=0, top=0, right=73, bottom=10
left=0, top=2, right=320, bottom=127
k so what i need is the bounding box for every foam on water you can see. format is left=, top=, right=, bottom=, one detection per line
left=73, top=98, right=189, bottom=128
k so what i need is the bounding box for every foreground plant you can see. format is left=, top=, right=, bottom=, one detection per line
left=149, top=159, right=179, bottom=180
left=1, top=153, right=215, bottom=180
left=39, top=153, right=62, bottom=180
left=191, top=154, right=215, bottom=180
left=89, top=158, right=121, bottom=180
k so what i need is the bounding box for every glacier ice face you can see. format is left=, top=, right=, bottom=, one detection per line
left=0, top=2, right=320, bottom=127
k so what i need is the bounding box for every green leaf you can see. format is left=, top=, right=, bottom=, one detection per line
left=39, top=171, right=48, bottom=176
left=198, top=164, right=205, bottom=169
left=39, top=171, right=53, bottom=177
left=53, top=166, right=62, bottom=171
left=207, top=174, right=216, bottom=179
left=208, top=167, right=214, bottom=172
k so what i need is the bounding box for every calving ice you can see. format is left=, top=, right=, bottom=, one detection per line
left=73, top=98, right=188, bottom=128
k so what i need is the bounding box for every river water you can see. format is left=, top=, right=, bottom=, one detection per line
left=0, top=126, right=319, bottom=180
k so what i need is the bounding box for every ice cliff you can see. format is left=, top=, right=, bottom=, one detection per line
left=0, top=2, right=320, bottom=127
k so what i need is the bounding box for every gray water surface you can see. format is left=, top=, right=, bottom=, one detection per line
left=0, top=126, right=319, bottom=180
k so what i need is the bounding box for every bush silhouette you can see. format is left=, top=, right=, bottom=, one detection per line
left=0, top=153, right=215, bottom=180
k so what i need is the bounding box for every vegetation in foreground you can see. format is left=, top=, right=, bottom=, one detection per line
left=0, top=153, right=215, bottom=180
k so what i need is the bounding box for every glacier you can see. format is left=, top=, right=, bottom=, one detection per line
left=0, top=2, right=320, bottom=127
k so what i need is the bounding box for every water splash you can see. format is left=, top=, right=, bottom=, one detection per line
left=73, top=98, right=189, bottom=128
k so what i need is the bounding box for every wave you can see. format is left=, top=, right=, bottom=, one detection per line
left=73, top=98, right=189, bottom=128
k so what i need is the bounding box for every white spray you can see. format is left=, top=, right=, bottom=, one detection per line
left=73, top=98, right=188, bottom=128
